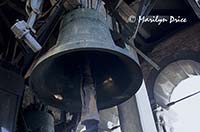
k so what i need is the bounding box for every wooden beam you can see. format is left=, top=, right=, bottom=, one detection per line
left=117, top=1, right=137, bottom=23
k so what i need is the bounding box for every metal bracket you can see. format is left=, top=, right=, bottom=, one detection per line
left=26, top=0, right=44, bottom=32
left=11, top=0, right=43, bottom=52
left=11, top=20, right=42, bottom=52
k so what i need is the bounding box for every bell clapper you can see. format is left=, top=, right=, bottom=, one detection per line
left=80, top=56, right=100, bottom=131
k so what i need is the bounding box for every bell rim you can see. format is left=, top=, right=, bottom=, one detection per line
left=29, top=42, right=143, bottom=112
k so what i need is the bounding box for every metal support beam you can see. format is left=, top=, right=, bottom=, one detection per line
left=135, top=81, right=158, bottom=132
left=118, top=96, right=143, bottom=132
left=118, top=48, right=157, bottom=132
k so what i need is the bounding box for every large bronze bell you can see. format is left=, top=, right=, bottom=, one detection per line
left=29, top=8, right=143, bottom=112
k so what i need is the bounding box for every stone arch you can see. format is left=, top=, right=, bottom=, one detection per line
left=154, top=59, right=200, bottom=108
left=140, top=23, right=200, bottom=109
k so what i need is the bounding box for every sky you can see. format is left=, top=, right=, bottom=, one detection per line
left=170, top=75, right=200, bottom=132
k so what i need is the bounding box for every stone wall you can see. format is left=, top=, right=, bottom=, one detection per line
left=140, top=22, right=200, bottom=106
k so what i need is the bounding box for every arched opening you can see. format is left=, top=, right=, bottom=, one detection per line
left=170, top=75, right=200, bottom=132
left=153, top=59, right=200, bottom=132
left=154, top=60, right=200, bottom=108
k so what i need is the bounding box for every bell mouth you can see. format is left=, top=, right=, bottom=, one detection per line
left=30, top=47, right=143, bottom=112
